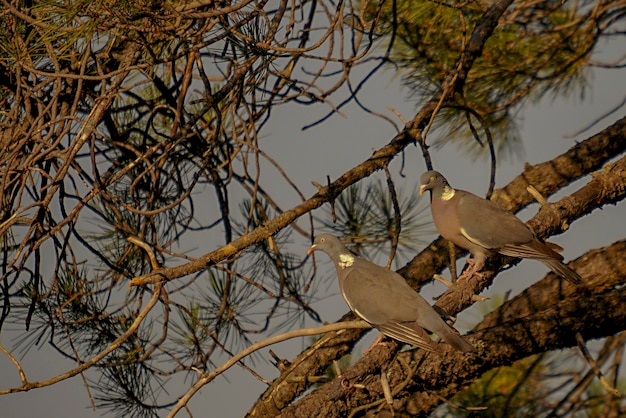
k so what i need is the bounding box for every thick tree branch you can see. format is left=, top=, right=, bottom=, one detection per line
left=392, top=240, right=626, bottom=416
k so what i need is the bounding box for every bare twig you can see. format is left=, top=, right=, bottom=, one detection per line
left=167, top=320, right=371, bottom=417
left=526, top=185, right=549, bottom=206
left=576, top=332, right=622, bottom=398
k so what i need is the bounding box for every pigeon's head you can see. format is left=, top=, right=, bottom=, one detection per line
left=307, top=233, right=345, bottom=256
left=419, top=171, right=449, bottom=196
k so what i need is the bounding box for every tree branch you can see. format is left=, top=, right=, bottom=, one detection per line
left=392, top=240, right=626, bottom=416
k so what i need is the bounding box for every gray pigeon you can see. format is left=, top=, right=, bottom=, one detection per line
left=308, top=233, right=474, bottom=353
left=419, top=171, right=582, bottom=284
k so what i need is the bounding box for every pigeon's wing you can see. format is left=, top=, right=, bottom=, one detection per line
left=375, top=321, right=442, bottom=352
left=500, top=238, right=582, bottom=284
left=455, top=191, right=534, bottom=250
left=498, top=240, right=561, bottom=260
left=340, top=261, right=443, bottom=352
left=340, top=261, right=418, bottom=323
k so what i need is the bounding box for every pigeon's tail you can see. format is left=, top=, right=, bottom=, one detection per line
left=541, top=258, right=582, bottom=285
left=499, top=238, right=582, bottom=285
left=438, top=326, right=475, bottom=353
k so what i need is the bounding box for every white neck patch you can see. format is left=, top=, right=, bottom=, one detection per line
left=441, top=186, right=456, bottom=201
left=338, top=253, right=355, bottom=269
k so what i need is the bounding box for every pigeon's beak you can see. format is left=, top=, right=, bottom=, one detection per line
left=419, top=184, right=427, bottom=196
left=307, top=244, right=317, bottom=255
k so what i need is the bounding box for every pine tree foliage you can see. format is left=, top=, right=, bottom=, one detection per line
left=368, top=0, right=610, bottom=157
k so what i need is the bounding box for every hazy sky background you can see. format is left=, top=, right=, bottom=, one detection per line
left=1, top=33, right=625, bottom=418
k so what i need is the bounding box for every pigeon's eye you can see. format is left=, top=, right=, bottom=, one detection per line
left=430, top=176, right=434, bottom=182
left=320, top=237, right=325, bottom=243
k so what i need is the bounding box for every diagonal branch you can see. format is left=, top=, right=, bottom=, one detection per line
left=166, top=321, right=372, bottom=418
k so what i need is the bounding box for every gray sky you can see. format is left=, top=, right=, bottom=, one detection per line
left=1, top=37, right=625, bottom=418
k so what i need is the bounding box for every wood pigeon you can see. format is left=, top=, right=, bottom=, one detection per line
left=419, top=171, right=582, bottom=284
left=308, top=233, right=474, bottom=353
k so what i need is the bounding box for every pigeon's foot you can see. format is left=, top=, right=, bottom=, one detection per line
left=457, top=257, right=484, bottom=280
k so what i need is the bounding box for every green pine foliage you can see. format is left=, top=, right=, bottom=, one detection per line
left=318, top=179, right=431, bottom=266
left=369, top=0, right=594, bottom=157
